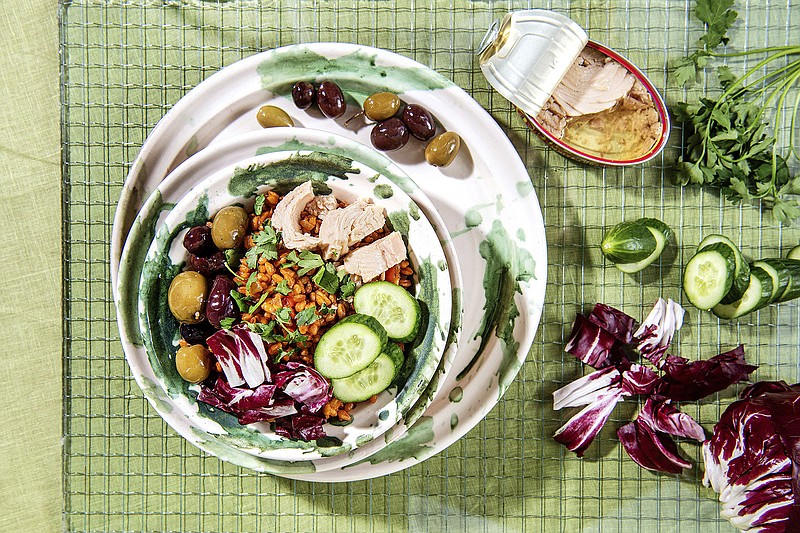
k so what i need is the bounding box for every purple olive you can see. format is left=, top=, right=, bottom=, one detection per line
left=316, top=81, right=346, bottom=119
left=370, top=118, right=409, bottom=151
left=205, top=275, right=238, bottom=329
left=183, top=225, right=215, bottom=256
left=187, top=251, right=227, bottom=276
left=180, top=322, right=215, bottom=345
left=401, top=104, right=436, bottom=141
left=292, top=81, right=316, bottom=110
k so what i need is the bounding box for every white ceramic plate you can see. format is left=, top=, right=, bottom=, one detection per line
left=112, top=43, right=547, bottom=480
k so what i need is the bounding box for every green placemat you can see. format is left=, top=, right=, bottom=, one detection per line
left=61, top=1, right=799, bottom=532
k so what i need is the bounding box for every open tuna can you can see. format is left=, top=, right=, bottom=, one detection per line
left=478, top=9, right=669, bottom=166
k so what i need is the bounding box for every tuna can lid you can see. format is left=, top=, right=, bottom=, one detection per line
left=478, top=9, right=588, bottom=117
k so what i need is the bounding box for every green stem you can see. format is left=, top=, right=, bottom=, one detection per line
left=707, top=45, right=800, bottom=59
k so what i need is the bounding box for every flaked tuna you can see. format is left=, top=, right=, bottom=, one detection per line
left=342, top=231, right=406, bottom=282
left=319, top=199, right=386, bottom=260
left=271, top=180, right=321, bottom=251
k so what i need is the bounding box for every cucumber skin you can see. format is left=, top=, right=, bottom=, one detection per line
left=697, top=235, right=750, bottom=304
left=383, top=343, right=405, bottom=372
left=712, top=267, right=774, bottom=319
left=601, top=221, right=657, bottom=264
left=683, top=242, right=736, bottom=310
left=756, top=258, right=800, bottom=303
left=609, top=219, right=672, bottom=273
left=353, top=281, right=421, bottom=342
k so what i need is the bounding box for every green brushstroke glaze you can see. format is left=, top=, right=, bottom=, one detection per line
left=229, top=152, right=355, bottom=198
left=368, top=174, right=379, bottom=183
left=515, top=180, right=534, bottom=197
left=465, top=209, right=482, bottom=228
left=450, top=413, right=458, bottom=430
left=185, top=135, right=200, bottom=157
left=140, top=377, right=174, bottom=414
left=495, top=194, right=505, bottom=214
left=187, top=427, right=317, bottom=474
left=255, top=138, right=418, bottom=194
left=378, top=410, right=390, bottom=421
left=408, top=201, right=420, bottom=221
left=456, top=220, right=536, bottom=386
left=328, top=417, right=353, bottom=427
left=356, top=433, right=375, bottom=448
left=345, top=416, right=435, bottom=467
left=256, top=48, right=453, bottom=105
left=437, top=260, right=447, bottom=271
left=448, top=386, right=463, bottom=403
left=119, top=190, right=173, bottom=347
left=373, top=184, right=394, bottom=199
left=387, top=210, right=410, bottom=239
left=517, top=228, right=526, bottom=241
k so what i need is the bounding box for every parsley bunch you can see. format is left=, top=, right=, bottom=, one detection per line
left=673, top=0, right=800, bottom=222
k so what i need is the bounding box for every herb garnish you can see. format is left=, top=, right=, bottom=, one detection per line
left=312, top=262, right=339, bottom=294
left=295, top=306, right=321, bottom=327
left=245, top=223, right=279, bottom=269
left=338, top=271, right=356, bottom=298
left=673, top=0, right=800, bottom=222
left=219, top=317, right=236, bottom=330
left=230, top=290, right=250, bottom=312
left=282, top=250, right=325, bottom=276
left=253, top=194, right=266, bottom=216
left=274, top=279, right=292, bottom=295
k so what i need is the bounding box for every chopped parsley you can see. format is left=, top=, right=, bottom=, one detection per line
left=219, top=317, right=236, bottom=330
left=245, top=223, right=278, bottom=269
left=247, top=291, right=270, bottom=314
left=338, top=271, right=356, bottom=298
left=230, top=290, right=250, bottom=312
left=319, top=303, right=337, bottom=316
left=295, top=306, right=321, bottom=327
left=274, top=279, right=292, bottom=295
left=312, top=262, right=339, bottom=294
left=282, top=250, right=324, bottom=276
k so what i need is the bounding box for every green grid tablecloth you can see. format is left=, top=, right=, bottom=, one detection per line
left=58, top=1, right=799, bottom=532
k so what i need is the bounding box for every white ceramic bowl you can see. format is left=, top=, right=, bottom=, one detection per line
left=123, top=129, right=454, bottom=465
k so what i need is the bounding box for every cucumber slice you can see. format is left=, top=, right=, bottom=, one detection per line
left=751, top=260, right=791, bottom=304
left=756, top=258, right=800, bottom=303
left=788, top=245, right=800, bottom=260
left=331, top=352, right=398, bottom=403
left=314, top=314, right=388, bottom=379
left=712, top=267, right=774, bottom=319
left=683, top=242, right=736, bottom=310
left=353, top=281, right=421, bottom=342
left=383, top=343, right=405, bottom=373
left=697, top=235, right=750, bottom=304
left=602, top=218, right=672, bottom=273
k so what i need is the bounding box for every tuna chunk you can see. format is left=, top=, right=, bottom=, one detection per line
left=305, top=194, right=339, bottom=220
left=271, top=180, right=321, bottom=251
left=342, top=231, right=406, bottom=282
left=319, top=199, right=386, bottom=260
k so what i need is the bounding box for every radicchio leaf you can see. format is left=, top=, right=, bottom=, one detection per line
left=618, top=417, right=692, bottom=474
left=553, top=388, right=625, bottom=457
left=206, top=325, right=271, bottom=388
left=659, top=344, right=756, bottom=401
left=620, top=364, right=661, bottom=396
left=587, top=303, right=638, bottom=344
left=703, top=382, right=800, bottom=532
left=564, top=314, right=620, bottom=369
left=274, top=414, right=327, bottom=441
left=274, top=362, right=333, bottom=413
left=633, top=298, right=684, bottom=366
left=552, top=366, right=622, bottom=410
left=640, top=396, right=706, bottom=442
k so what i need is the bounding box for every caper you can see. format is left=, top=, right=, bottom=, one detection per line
left=175, top=344, right=213, bottom=383
left=256, top=105, right=294, bottom=128
left=168, top=271, right=209, bottom=324
left=211, top=206, right=248, bottom=249
left=363, top=92, right=401, bottom=121
left=425, top=132, right=461, bottom=167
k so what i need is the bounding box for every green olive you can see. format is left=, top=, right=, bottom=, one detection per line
left=167, top=271, right=209, bottom=324
left=211, top=206, right=248, bottom=249
left=363, top=92, right=401, bottom=121
left=425, top=131, right=461, bottom=167
left=256, top=105, right=294, bottom=128
left=175, top=344, right=213, bottom=383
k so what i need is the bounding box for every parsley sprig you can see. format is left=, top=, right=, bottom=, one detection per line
left=673, top=0, right=800, bottom=222
left=245, top=223, right=279, bottom=269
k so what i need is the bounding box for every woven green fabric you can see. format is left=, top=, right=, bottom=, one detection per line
left=0, top=1, right=62, bottom=532
left=58, top=1, right=799, bottom=532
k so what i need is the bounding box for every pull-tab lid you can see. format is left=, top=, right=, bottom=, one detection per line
left=478, top=10, right=588, bottom=117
